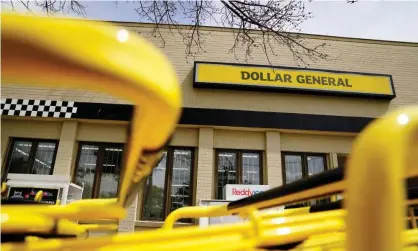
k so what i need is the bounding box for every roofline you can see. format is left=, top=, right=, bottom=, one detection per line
left=40, top=15, right=418, bottom=47
left=102, top=19, right=418, bottom=47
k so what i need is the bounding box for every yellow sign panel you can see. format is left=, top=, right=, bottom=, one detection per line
left=194, top=62, right=395, bottom=99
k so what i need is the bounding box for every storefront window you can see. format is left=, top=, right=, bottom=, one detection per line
left=282, top=152, right=329, bottom=205
left=142, top=147, right=194, bottom=221
left=242, top=153, right=261, bottom=185
left=282, top=152, right=327, bottom=184
left=142, top=152, right=167, bottom=220
left=4, top=138, right=58, bottom=176
left=307, top=155, right=326, bottom=176
left=74, top=143, right=123, bottom=199
left=283, top=154, right=303, bottom=184
left=332, top=153, right=349, bottom=201
left=216, top=150, right=263, bottom=199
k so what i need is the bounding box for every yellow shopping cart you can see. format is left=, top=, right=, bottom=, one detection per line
left=1, top=11, right=181, bottom=241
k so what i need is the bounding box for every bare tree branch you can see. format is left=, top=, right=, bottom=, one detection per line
left=2, top=0, right=357, bottom=66
left=2, top=0, right=86, bottom=17
left=220, top=0, right=330, bottom=66
left=134, top=1, right=218, bottom=62
left=133, top=0, right=331, bottom=66
left=19, top=0, right=34, bottom=15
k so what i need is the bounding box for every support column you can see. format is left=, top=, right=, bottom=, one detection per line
left=329, top=153, right=343, bottom=200
left=118, top=195, right=138, bottom=233
left=53, top=121, right=77, bottom=177
left=265, top=131, right=282, bottom=188
left=195, top=128, right=214, bottom=202
left=330, top=153, right=339, bottom=169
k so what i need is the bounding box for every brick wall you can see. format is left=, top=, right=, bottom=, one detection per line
left=53, top=121, right=77, bottom=176
left=118, top=195, right=138, bottom=233
left=265, top=131, right=283, bottom=188
left=2, top=23, right=417, bottom=119
left=195, top=128, right=214, bottom=202
left=330, top=153, right=339, bottom=170
left=2, top=21, right=417, bottom=230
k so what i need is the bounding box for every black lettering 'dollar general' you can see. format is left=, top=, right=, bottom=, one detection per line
left=241, top=71, right=292, bottom=83
left=296, top=74, right=352, bottom=87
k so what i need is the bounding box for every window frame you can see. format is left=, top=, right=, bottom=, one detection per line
left=214, top=149, right=264, bottom=200
left=2, top=137, right=59, bottom=178
left=140, top=146, right=196, bottom=221
left=72, top=141, right=125, bottom=199
left=281, top=151, right=328, bottom=185
left=337, top=153, right=349, bottom=169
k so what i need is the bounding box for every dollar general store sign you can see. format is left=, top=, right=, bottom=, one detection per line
left=193, top=62, right=395, bottom=99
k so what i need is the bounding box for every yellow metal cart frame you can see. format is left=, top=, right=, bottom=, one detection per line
left=1, top=11, right=181, bottom=239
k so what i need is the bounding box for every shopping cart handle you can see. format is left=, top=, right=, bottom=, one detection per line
left=302, top=186, right=418, bottom=214
left=228, top=169, right=418, bottom=211
left=309, top=200, right=343, bottom=213
left=227, top=167, right=345, bottom=210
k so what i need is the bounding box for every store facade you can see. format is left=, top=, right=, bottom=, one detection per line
left=1, top=21, right=418, bottom=233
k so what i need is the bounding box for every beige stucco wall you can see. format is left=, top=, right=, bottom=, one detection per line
left=76, top=122, right=128, bottom=143
left=281, top=133, right=355, bottom=154
left=214, top=129, right=265, bottom=150
left=171, top=127, right=199, bottom=147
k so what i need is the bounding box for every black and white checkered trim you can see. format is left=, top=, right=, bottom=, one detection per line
left=1, top=98, right=78, bottom=118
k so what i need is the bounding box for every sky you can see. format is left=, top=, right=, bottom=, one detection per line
left=3, top=0, right=418, bottom=43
